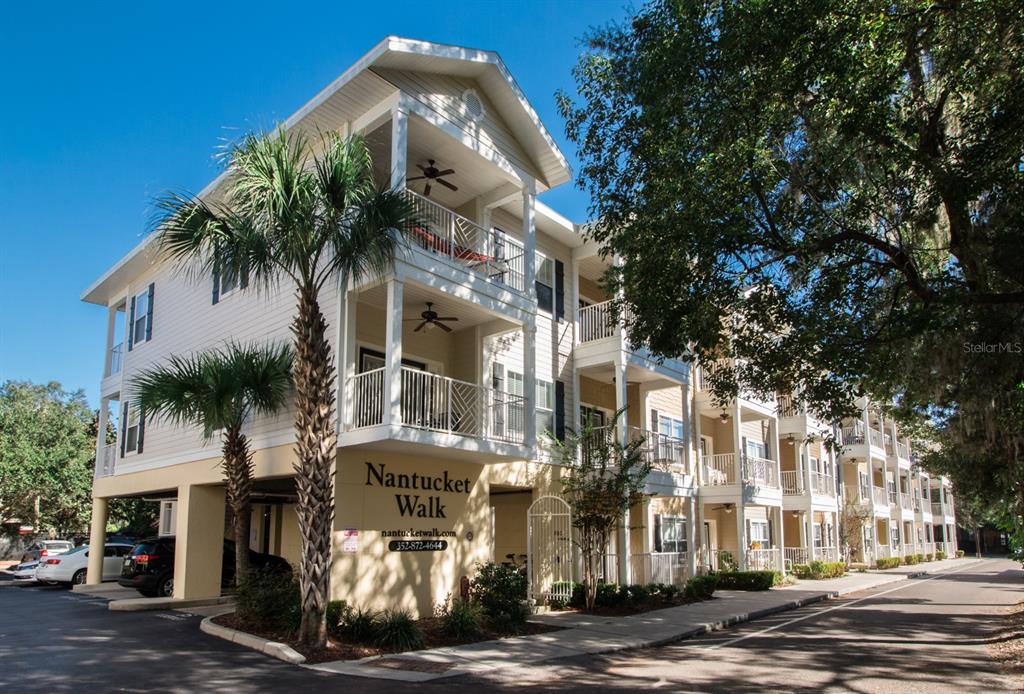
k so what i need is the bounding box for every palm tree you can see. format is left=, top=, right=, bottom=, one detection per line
left=152, top=129, right=414, bottom=645
left=133, top=342, right=292, bottom=580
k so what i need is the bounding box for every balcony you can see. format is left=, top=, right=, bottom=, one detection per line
left=577, top=299, right=631, bottom=344
left=403, top=189, right=526, bottom=296
left=583, top=425, right=693, bottom=494
left=782, top=470, right=836, bottom=499
left=872, top=486, right=888, bottom=506
left=841, top=425, right=887, bottom=449
left=629, top=552, right=690, bottom=587
left=931, top=501, right=943, bottom=516
left=704, top=453, right=778, bottom=488
left=343, top=366, right=526, bottom=457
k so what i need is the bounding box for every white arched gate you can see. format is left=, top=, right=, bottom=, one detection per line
left=527, top=495, right=574, bottom=604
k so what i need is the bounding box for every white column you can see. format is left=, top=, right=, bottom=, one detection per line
left=523, top=324, right=537, bottom=447
left=775, top=506, right=786, bottom=574
left=337, top=286, right=357, bottom=432
left=390, top=106, right=408, bottom=191
left=103, top=305, right=117, bottom=377
left=384, top=278, right=404, bottom=427
left=613, top=355, right=629, bottom=446
left=85, top=497, right=108, bottom=585
left=570, top=257, right=580, bottom=346
left=732, top=401, right=746, bottom=570
left=687, top=495, right=698, bottom=577
left=522, top=183, right=537, bottom=301
left=95, top=400, right=110, bottom=475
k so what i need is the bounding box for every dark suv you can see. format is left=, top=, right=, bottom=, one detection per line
left=119, top=537, right=291, bottom=597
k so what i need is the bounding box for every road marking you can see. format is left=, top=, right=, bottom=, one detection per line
left=707, top=561, right=985, bottom=651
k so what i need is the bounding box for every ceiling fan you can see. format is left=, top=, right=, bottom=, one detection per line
left=407, top=160, right=457, bottom=197
left=405, top=302, right=459, bottom=333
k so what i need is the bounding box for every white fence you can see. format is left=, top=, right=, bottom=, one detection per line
left=743, top=455, right=778, bottom=487
left=96, top=444, right=116, bottom=478
left=705, top=453, right=737, bottom=486
left=781, top=470, right=803, bottom=495
left=576, top=299, right=635, bottom=344
left=630, top=552, right=690, bottom=587
left=746, top=548, right=780, bottom=571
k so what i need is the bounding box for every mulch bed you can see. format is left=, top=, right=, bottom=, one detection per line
left=549, top=596, right=709, bottom=617
left=212, top=613, right=563, bottom=664
left=989, top=600, right=1024, bottom=683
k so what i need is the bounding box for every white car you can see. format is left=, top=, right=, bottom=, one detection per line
left=35, top=543, right=133, bottom=586
left=9, top=561, right=40, bottom=581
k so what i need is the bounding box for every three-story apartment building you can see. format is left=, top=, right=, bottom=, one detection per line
left=81, top=37, right=955, bottom=614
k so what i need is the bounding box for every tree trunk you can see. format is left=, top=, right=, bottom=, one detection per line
left=222, top=425, right=254, bottom=583
left=291, top=283, right=337, bottom=647
left=975, top=527, right=983, bottom=558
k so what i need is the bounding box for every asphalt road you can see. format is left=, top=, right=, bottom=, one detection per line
left=0, top=558, right=1017, bottom=693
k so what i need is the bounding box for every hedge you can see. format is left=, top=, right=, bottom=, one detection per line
left=712, top=570, right=781, bottom=591
left=793, top=561, right=847, bottom=579
left=956, top=549, right=965, bottom=558
left=684, top=575, right=717, bottom=600
left=935, top=550, right=947, bottom=560
left=903, top=554, right=919, bottom=566
left=875, top=557, right=901, bottom=570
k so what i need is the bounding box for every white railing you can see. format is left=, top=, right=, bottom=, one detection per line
left=899, top=492, right=912, bottom=509
left=349, top=367, right=386, bottom=429
left=577, top=300, right=617, bottom=343
left=705, top=453, right=737, bottom=486
left=404, top=189, right=525, bottom=294
left=347, top=367, right=525, bottom=445
left=872, top=486, right=888, bottom=506
left=630, top=552, right=689, bottom=587
left=931, top=502, right=943, bottom=516
left=747, top=548, right=780, bottom=571
left=96, top=443, right=116, bottom=477
left=841, top=425, right=864, bottom=445
left=781, top=470, right=803, bottom=495
left=877, top=544, right=892, bottom=559
left=922, top=542, right=935, bottom=555
left=743, top=455, right=778, bottom=488
left=810, top=472, right=835, bottom=497
left=702, top=547, right=740, bottom=572
left=776, top=394, right=799, bottom=418
left=869, top=428, right=886, bottom=449
left=585, top=426, right=687, bottom=474
left=108, top=342, right=123, bottom=376
left=784, top=547, right=808, bottom=567
left=896, top=441, right=910, bottom=460
left=816, top=546, right=839, bottom=563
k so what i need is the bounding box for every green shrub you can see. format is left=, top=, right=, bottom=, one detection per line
left=325, top=600, right=347, bottom=636
left=595, top=582, right=624, bottom=608
left=620, top=583, right=651, bottom=607
left=956, top=549, right=965, bottom=558
left=875, top=557, right=901, bottom=570
left=659, top=583, right=681, bottom=601
left=935, top=550, right=947, bottom=560
left=374, top=609, right=424, bottom=651
left=338, top=605, right=378, bottom=643
left=548, top=597, right=567, bottom=610
left=712, top=570, right=781, bottom=591
left=470, top=562, right=527, bottom=619
left=915, top=553, right=926, bottom=563
left=684, top=574, right=717, bottom=600
left=903, top=554, right=918, bottom=565
left=487, top=604, right=529, bottom=634
left=434, top=595, right=482, bottom=638
left=552, top=581, right=586, bottom=608
left=235, top=568, right=301, bottom=633
left=795, top=560, right=847, bottom=579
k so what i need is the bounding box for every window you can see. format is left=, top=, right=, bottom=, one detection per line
left=658, top=415, right=685, bottom=440
left=132, top=289, right=149, bottom=345
left=219, top=257, right=239, bottom=297
left=813, top=523, right=823, bottom=548
left=748, top=520, right=770, bottom=547
left=508, top=371, right=524, bottom=436
left=536, top=379, right=554, bottom=435
left=124, top=401, right=142, bottom=454
left=744, top=438, right=768, bottom=460
left=809, top=456, right=820, bottom=473
left=580, top=404, right=607, bottom=428
left=656, top=515, right=687, bottom=554
left=536, top=253, right=554, bottom=313
left=159, top=500, right=177, bottom=537
left=859, top=471, right=870, bottom=500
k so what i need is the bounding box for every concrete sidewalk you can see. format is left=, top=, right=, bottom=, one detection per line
left=307, top=557, right=984, bottom=682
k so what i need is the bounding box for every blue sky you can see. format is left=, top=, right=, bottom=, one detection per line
left=0, top=0, right=628, bottom=408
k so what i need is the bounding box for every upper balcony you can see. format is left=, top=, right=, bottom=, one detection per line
left=839, top=422, right=889, bottom=461
left=337, top=276, right=531, bottom=462
left=694, top=364, right=777, bottom=420
left=584, top=425, right=695, bottom=495
left=702, top=452, right=782, bottom=505
left=775, top=394, right=828, bottom=437
left=781, top=469, right=837, bottom=502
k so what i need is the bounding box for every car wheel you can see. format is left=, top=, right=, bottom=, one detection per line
left=137, top=587, right=157, bottom=598
left=72, top=569, right=87, bottom=586
left=157, top=573, right=174, bottom=598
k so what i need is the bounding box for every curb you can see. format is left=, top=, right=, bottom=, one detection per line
left=200, top=614, right=306, bottom=665
left=110, top=595, right=235, bottom=612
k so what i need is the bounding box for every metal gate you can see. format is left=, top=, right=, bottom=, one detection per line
left=527, top=495, right=574, bottom=603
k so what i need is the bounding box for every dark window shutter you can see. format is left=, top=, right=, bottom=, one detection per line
left=145, top=284, right=154, bottom=341
left=127, top=296, right=136, bottom=352
left=650, top=408, right=659, bottom=432
left=212, top=263, right=220, bottom=304
left=120, top=403, right=129, bottom=457
left=492, top=363, right=505, bottom=436
left=654, top=514, right=663, bottom=552
left=554, top=259, right=565, bottom=321
left=555, top=380, right=565, bottom=441
left=240, top=261, right=250, bottom=289
left=136, top=406, right=145, bottom=454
